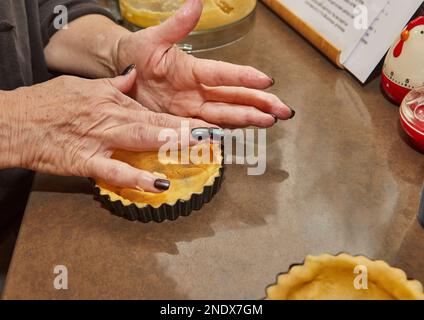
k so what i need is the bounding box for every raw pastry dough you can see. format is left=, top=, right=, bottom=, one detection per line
left=96, top=144, right=222, bottom=208
left=266, top=254, right=424, bottom=300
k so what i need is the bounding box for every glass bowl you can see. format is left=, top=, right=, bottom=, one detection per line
left=119, top=0, right=257, bottom=52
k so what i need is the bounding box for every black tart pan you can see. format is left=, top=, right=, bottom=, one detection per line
left=92, top=161, right=224, bottom=223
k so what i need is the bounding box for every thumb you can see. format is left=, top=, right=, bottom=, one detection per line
left=92, top=157, right=170, bottom=193
left=108, top=64, right=137, bottom=94
left=153, top=0, right=203, bottom=45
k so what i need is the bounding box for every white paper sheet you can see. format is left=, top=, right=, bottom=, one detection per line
left=344, top=0, right=423, bottom=83
left=280, top=0, right=388, bottom=63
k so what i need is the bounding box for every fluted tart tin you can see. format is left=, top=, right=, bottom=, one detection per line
left=93, top=144, right=224, bottom=223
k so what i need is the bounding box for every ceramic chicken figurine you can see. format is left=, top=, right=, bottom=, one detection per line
left=382, top=16, right=424, bottom=105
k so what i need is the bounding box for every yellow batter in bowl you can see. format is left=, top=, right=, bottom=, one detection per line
left=119, top=0, right=257, bottom=30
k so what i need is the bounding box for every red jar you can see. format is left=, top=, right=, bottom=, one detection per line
left=400, top=87, right=424, bottom=152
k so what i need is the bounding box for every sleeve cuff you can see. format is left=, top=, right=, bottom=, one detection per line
left=40, top=1, right=116, bottom=46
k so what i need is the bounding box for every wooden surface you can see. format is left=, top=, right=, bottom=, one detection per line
left=3, top=3, right=424, bottom=299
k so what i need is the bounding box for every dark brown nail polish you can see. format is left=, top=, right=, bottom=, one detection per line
left=271, top=114, right=278, bottom=123
left=289, top=109, right=296, bottom=119
left=270, top=78, right=275, bottom=86
left=121, top=64, right=136, bottom=76
left=154, top=179, right=170, bottom=191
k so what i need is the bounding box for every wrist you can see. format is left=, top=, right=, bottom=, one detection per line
left=45, top=15, right=131, bottom=78
left=0, top=89, right=27, bottom=169
left=85, top=15, right=132, bottom=77
left=98, top=24, right=131, bottom=78
left=78, top=17, right=131, bottom=78
left=111, top=31, right=134, bottom=77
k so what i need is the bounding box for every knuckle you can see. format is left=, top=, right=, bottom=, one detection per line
left=56, top=75, right=72, bottom=83
left=130, top=125, right=145, bottom=141
left=245, top=108, right=257, bottom=123
left=98, top=79, right=122, bottom=101
left=95, top=104, right=118, bottom=122
left=55, top=75, right=77, bottom=90
left=110, top=87, right=125, bottom=103
left=149, top=113, right=172, bottom=127
left=124, top=97, right=143, bottom=110
left=54, top=75, right=67, bottom=84
left=243, top=114, right=252, bottom=125
left=100, top=78, right=113, bottom=88
left=215, top=112, right=226, bottom=124
left=104, top=164, right=123, bottom=183
left=77, top=156, right=95, bottom=178
left=266, top=94, right=280, bottom=106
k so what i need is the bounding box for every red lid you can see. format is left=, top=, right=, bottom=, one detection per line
left=400, top=86, right=424, bottom=152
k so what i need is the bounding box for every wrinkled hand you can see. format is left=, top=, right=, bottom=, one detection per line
left=2, top=68, right=210, bottom=192
left=114, top=0, right=294, bottom=128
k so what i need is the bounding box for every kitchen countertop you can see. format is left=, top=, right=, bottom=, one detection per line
left=3, top=3, right=424, bottom=300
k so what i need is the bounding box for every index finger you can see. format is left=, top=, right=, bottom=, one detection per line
left=125, top=110, right=214, bottom=129
left=193, top=59, right=273, bottom=89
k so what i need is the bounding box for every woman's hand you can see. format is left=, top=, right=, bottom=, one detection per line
left=44, top=0, right=294, bottom=128
left=0, top=68, right=210, bottom=192
left=113, top=0, right=294, bottom=128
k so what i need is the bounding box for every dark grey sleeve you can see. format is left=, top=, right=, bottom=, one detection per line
left=38, top=0, right=116, bottom=45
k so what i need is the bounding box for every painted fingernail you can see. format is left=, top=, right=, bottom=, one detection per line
left=154, top=179, right=170, bottom=191
left=289, top=108, right=296, bottom=119
left=271, top=114, right=278, bottom=123
left=192, top=128, right=225, bottom=141
left=270, top=77, right=275, bottom=86
left=121, top=64, right=136, bottom=76
left=191, top=128, right=210, bottom=140
left=209, top=128, right=225, bottom=141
